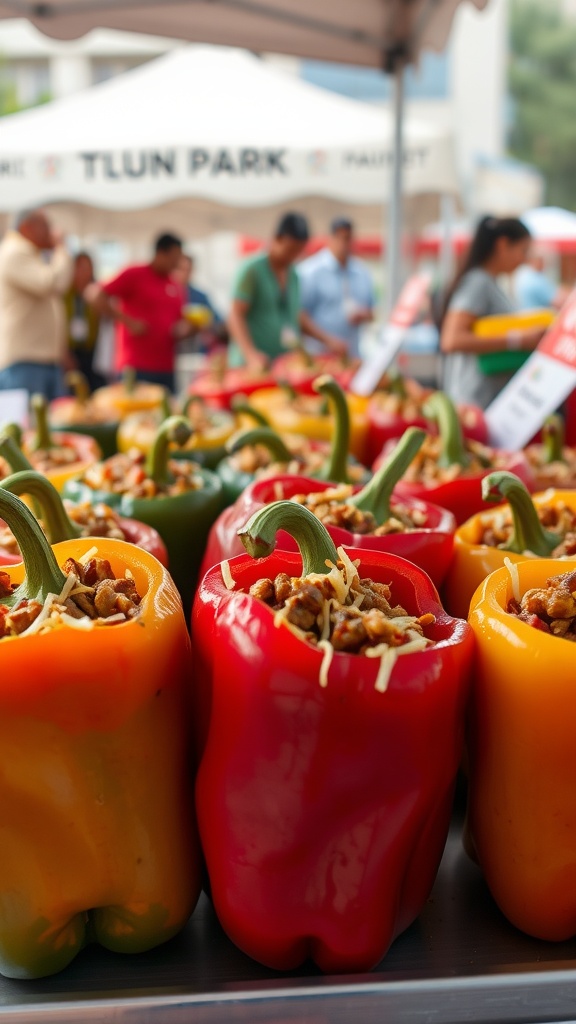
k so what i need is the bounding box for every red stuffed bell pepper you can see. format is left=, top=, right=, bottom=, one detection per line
left=193, top=500, right=473, bottom=973
left=375, top=392, right=534, bottom=525
left=188, top=359, right=275, bottom=410
left=200, top=428, right=456, bottom=587
left=0, top=468, right=168, bottom=568
left=367, top=381, right=488, bottom=465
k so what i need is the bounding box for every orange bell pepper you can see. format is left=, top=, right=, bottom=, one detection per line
left=92, top=368, right=165, bottom=419
left=19, top=394, right=101, bottom=493
left=246, top=377, right=369, bottom=463
left=0, top=488, right=199, bottom=978
left=467, top=557, right=576, bottom=941
left=443, top=470, right=576, bottom=618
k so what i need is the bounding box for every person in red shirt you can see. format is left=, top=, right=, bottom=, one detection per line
left=90, top=233, right=188, bottom=392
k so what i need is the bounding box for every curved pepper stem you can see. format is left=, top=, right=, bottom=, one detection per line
left=386, top=372, right=408, bottom=399
left=422, top=391, right=468, bottom=469
left=182, top=395, right=205, bottom=419
left=312, top=375, right=350, bottom=484
left=65, top=371, right=91, bottom=405
left=159, top=390, right=172, bottom=422
left=123, top=367, right=137, bottom=394
left=350, top=427, right=426, bottom=523
left=0, top=470, right=81, bottom=544
left=0, top=433, right=34, bottom=474
left=29, top=394, right=53, bottom=452
left=226, top=427, right=295, bottom=464
left=543, top=414, right=565, bottom=464
left=482, top=471, right=558, bottom=556
left=2, top=422, right=23, bottom=449
left=0, top=488, right=66, bottom=607
left=238, top=499, right=339, bottom=575
left=145, top=415, right=193, bottom=487
left=230, top=396, right=271, bottom=427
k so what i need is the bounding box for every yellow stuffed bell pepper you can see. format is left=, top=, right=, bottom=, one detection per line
left=443, top=470, right=576, bottom=619
left=0, top=487, right=199, bottom=978
left=92, top=367, right=166, bottom=419
left=118, top=395, right=235, bottom=469
left=467, top=557, right=576, bottom=941
left=246, top=376, right=369, bottom=463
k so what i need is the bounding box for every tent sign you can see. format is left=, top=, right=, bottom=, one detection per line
left=485, top=291, right=576, bottom=450
left=350, top=274, right=432, bottom=396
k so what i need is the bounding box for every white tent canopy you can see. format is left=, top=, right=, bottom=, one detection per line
left=0, top=1, right=488, bottom=67
left=0, top=45, right=457, bottom=216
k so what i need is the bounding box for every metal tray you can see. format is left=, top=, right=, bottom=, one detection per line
left=2, top=820, right=576, bottom=1024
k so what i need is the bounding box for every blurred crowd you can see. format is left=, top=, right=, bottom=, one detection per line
left=0, top=206, right=572, bottom=412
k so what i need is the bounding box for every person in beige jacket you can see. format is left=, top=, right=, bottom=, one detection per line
left=0, top=209, right=72, bottom=401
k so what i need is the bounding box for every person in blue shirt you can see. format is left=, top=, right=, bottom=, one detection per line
left=298, top=217, right=375, bottom=359
left=175, top=253, right=227, bottom=352
left=515, top=252, right=569, bottom=311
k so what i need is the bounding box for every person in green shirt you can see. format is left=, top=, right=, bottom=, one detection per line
left=228, top=212, right=347, bottom=370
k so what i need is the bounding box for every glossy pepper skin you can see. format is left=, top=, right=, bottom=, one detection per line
left=0, top=489, right=200, bottom=978
left=193, top=501, right=473, bottom=973
left=63, top=417, right=223, bottom=615
left=376, top=393, right=534, bottom=525
left=0, top=470, right=168, bottom=568
left=201, top=429, right=456, bottom=586
left=443, top=473, right=574, bottom=619
left=188, top=364, right=275, bottom=409
left=466, top=558, right=576, bottom=941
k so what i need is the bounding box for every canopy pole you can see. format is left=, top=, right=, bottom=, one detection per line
left=439, top=192, right=456, bottom=288
left=384, top=60, right=405, bottom=318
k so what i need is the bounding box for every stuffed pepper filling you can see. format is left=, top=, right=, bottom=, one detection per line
left=478, top=501, right=576, bottom=557
left=289, top=485, right=427, bottom=535
left=507, top=569, right=576, bottom=640
left=0, top=553, right=141, bottom=638
left=0, top=502, right=127, bottom=558
left=27, top=444, right=87, bottom=473
left=526, top=447, right=576, bottom=489
left=234, top=547, right=435, bottom=690
left=51, top=402, right=117, bottom=427
left=229, top=441, right=365, bottom=484
left=82, top=451, right=204, bottom=498
left=402, top=436, right=501, bottom=485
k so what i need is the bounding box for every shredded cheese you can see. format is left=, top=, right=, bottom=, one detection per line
left=221, top=560, right=236, bottom=591
left=78, top=546, right=98, bottom=565
left=504, top=556, right=520, bottom=603
left=317, top=640, right=334, bottom=688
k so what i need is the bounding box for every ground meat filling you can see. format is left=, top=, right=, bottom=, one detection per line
left=525, top=445, right=576, bottom=490
left=248, top=552, right=435, bottom=656
left=81, top=450, right=204, bottom=499
left=478, top=502, right=576, bottom=557
left=28, top=445, right=85, bottom=472
left=0, top=504, right=127, bottom=559
left=401, top=436, right=497, bottom=485
left=0, top=555, right=142, bottom=640
left=229, top=440, right=366, bottom=484
left=51, top=403, right=116, bottom=426
left=290, top=485, right=427, bottom=535
left=508, top=569, right=576, bottom=640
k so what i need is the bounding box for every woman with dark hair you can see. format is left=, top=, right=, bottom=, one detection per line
left=441, top=215, right=546, bottom=408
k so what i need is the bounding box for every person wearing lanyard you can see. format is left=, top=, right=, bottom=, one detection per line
left=227, top=212, right=347, bottom=371
left=298, top=217, right=375, bottom=359
left=65, top=252, right=104, bottom=391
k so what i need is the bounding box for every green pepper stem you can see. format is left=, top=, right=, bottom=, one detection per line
left=123, top=367, right=137, bottom=394
left=350, top=427, right=426, bottom=523
left=159, top=390, right=172, bottom=422
left=312, top=375, right=350, bottom=483
left=422, top=391, right=468, bottom=469
left=482, top=471, right=558, bottom=556
left=543, top=414, right=565, bottom=465
left=226, top=427, right=295, bottom=464
left=0, top=434, right=34, bottom=474
left=386, top=373, right=408, bottom=399
left=279, top=382, right=298, bottom=401
left=0, top=488, right=66, bottom=607
left=30, top=394, right=53, bottom=452
left=145, top=415, right=193, bottom=486
left=0, top=471, right=81, bottom=544
left=2, top=423, right=23, bottom=449
left=182, top=395, right=204, bottom=419
left=65, top=371, right=90, bottom=405
left=230, top=397, right=271, bottom=427
left=238, top=499, right=339, bottom=575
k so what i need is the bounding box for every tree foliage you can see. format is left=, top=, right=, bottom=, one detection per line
left=509, top=0, right=576, bottom=210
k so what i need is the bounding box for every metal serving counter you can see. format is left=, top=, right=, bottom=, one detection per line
left=1, top=823, right=576, bottom=1023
